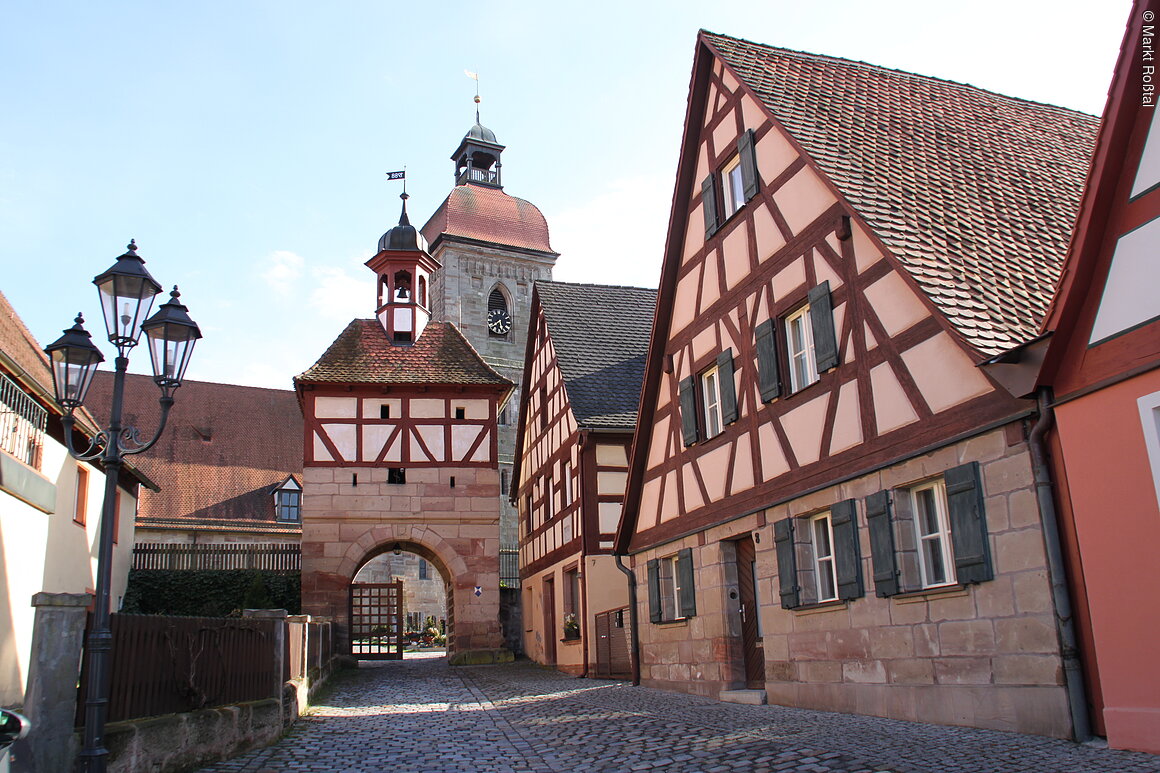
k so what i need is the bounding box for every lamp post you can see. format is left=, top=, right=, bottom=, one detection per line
left=44, top=240, right=201, bottom=773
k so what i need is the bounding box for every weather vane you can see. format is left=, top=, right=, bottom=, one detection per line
left=465, top=69, right=481, bottom=123
left=386, top=166, right=406, bottom=195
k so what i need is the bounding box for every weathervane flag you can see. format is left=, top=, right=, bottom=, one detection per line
left=386, top=170, right=405, bottom=180
left=465, top=69, right=479, bottom=81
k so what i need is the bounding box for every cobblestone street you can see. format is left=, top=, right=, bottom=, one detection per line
left=197, top=655, right=1160, bottom=773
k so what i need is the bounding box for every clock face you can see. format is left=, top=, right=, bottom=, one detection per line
left=487, top=308, right=512, bottom=335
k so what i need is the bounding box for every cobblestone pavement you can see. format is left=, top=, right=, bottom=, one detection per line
left=198, top=655, right=1160, bottom=773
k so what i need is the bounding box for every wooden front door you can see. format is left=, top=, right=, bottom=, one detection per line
left=736, top=537, right=765, bottom=688
left=349, top=580, right=403, bottom=660
left=543, top=577, right=557, bottom=665
left=594, top=608, right=632, bottom=678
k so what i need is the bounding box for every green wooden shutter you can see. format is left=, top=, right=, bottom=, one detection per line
left=717, top=349, right=738, bottom=425
left=678, top=376, right=699, bottom=447
left=865, top=490, right=899, bottom=597
left=755, top=318, right=781, bottom=402
left=647, top=559, right=662, bottom=623
left=738, top=129, right=760, bottom=200
left=702, top=175, right=720, bottom=238
left=773, top=517, right=799, bottom=609
left=831, top=499, right=863, bottom=601
left=677, top=548, right=697, bottom=618
left=946, top=462, right=993, bottom=585
left=808, top=281, right=839, bottom=373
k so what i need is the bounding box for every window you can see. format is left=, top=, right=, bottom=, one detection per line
left=388, top=468, right=406, bottom=485
left=785, top=305, right=818, bottom=392
left=810, top=513, right=838, bottom=603
left=454, top=406, right=466, bottom=420
left=275, top=489, right=301, bottom=522
left=700, top=365, right=723, bottom=439
left=544, top=476, right=554, bottom=520
left=74, top=466, right=89, bottom=525
left=774, top=501, right=862, bottom=608
left=539, top=385, right=548, bottom=430
left=647, top=548, right=697, bottom=622
left=380, top=404, right=391, bottom=419
left=562, top=460, right=573, bottom=507
left=563, top=566, right=580, bottom=639
left=419, top=558, right=429, bottom=580
left=865, top=462, right=992, bottom=597
left=721, top=155, right=746, bottom=219
left=701, top=129, right=759, bottom=237
left=0, top=371, right=46, bottom=469
left=678, top=350, right=737, bottom=447
left=1138, top=390, right=1160, bottom=508
left=501, top=468, right=510, bottom=496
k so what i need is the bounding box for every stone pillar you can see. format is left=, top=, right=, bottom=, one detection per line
left=15, top=592, right=90, bottom=773
left=242, top=610, right=288, bottom=701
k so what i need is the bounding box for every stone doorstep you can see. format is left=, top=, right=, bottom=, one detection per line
left=719, top=689, right=767, bottom=705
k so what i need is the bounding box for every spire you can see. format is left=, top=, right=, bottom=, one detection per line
left=377, top=191, right=428, bottom=253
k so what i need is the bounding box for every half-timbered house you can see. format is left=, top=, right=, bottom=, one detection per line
left=514, top=282, right=655, bottom=676
left=296, top=197, right=513, bottom=659
left=617, top=32, right=1099, bottom=737
left=1028, top=0, right=1160, bottom=753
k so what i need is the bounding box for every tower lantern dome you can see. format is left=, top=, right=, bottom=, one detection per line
left=452, top=121, right=505, bottom=189
left=368, top=192, right=440, bottom=345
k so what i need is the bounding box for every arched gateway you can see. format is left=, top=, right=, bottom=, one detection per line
left=295, top=194, right=513, bottom=660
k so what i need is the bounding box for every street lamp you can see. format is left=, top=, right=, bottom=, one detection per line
left=44, top=240, right=201, bottom=773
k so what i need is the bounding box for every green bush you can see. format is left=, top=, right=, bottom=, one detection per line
left=121, top=570, right=301, bottom=617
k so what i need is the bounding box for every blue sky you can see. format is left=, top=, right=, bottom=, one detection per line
left=1, top=1, right=1132, bottom=390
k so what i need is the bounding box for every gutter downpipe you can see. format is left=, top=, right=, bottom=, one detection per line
left=614, top=554, right=641, bottom=685
left=1029, top=387, right=1092, bottom=742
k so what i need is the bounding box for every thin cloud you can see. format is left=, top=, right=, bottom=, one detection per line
left=261, top=250, right=306, bottom=296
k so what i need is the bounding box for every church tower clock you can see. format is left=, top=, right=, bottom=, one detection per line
left=421, top=118, right=559, bottom=561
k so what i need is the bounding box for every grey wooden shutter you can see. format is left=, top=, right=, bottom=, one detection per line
left=677, top=548, right=697, bottom=618
left=717, top=349, right=738, bottom=425
left=773, top=517, right=799, bottom=609
left=808, top=281, right=839, bottom=373
left=647, top=559, right=662, bottom=623
left=702, top=175, right=720, bottom=238
left=831, top=499, right=863, bottom=601
left=865, top=490, right=900, bottom=597
left=946, top=462, right=993, bottom=585
left=755, top=318, right=781, bottom=402
left=678, top=376, right=699, bottom=447
left=738, top=129, right=760, bottom=200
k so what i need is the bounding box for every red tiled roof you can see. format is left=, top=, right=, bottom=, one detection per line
left=295, top=320, right=513, bottom=388
left=703, top=32, right=1100, bottom=356
left=87, top=373, right=303, bottom=526
left=421, top=185, right=556, bottom=255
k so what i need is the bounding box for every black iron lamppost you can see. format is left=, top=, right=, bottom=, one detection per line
left=44, top=240, right=201, bottom=773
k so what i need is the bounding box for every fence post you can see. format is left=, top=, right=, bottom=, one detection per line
left=15, top=592, right=90, bottom=773
left=242, top=609, right=288, bottom=704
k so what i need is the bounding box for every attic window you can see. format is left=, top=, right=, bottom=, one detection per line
left=721, top=155, right=745, bottom=219
left=388, top=468, right=406, bottom=485
left=380, top=404, right=391, bottom=419
left=454, top=406, right=466, bottom=420
left=273, top=477, right=302, bottom=522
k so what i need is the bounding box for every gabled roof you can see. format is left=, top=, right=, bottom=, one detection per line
left=703, top=31, right=1100, bottom=356
left=536, top=282, right=657, bottom=430
left=421, top=185, right=556, bottom=255
left=295, top=320, right=512, bottom=389
left=87, top=373, right=302, bottom=529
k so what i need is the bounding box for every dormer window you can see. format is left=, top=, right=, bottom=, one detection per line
left=273, top=476, right=302, bottom=522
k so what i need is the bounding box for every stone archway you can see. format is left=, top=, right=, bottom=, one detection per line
left=302, top=521, right=503, bottom=658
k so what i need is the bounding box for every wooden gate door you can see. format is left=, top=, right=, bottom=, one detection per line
left=594, top=608, right=632, bottom=678
left=736, top=537, right=765, bottom=688
left=349, top=580, right=403, bottom=660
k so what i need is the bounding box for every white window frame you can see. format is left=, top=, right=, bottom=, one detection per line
left=657, top=554, right=684, bottom=622
left=545, top=476, right=554, bottom=521
left=563, top=460, right=573, bottom=507
left=721, top=155, right=746, bottom=219
left=274, top=489, right=301, bottom=522
left=909, top=479, right=956, bottom=588
left=810, top=512, right=839, bottom=603
left=1139, top=390, right=1160, bottom=510
left=700, top=365, right=723, bottom=439
left=785, top=305, right=818, bottom=392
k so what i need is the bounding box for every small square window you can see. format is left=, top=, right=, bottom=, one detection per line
left=388, top=468, right=406, bottom=485
left=785, top=305, right=818, bottom=392
left=454, top=407, right=466, bottom=420
left=380, top=404, right=391, bottom=419
left=275, top=490, right=301, bottom=522
left=700, top=365, right=723, bottom=439
left=721, top=155, right=746, bottom=219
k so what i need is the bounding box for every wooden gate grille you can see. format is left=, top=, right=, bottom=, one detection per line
left=594, top=607, right=632, bottom=678
left=349, top=581, right=403, bottom=660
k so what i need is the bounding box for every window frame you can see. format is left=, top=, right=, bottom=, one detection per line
left=909, top=478, right=956, bottom=589
left=657, top=554, right=682, bottom=622
left=721, top=154, right=746, bottom=219
left=700, top=364, right=723, bottom=439
left=810, top=512, right=839, bottom=603
left=274, top=489, right=301, bottom=523
left=562, top=460, right=573, bottom=507
left=74, top=465, right=89, bottom=526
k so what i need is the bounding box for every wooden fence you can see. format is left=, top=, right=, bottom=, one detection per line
left=133, top=542, right=301, bottom=572
left=77, top=614, right=280, bottom=724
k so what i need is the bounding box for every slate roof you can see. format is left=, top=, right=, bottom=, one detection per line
left=295, top=320, right=512, bottom=388
left=703, top=31, right=1100, bottom=356
left=421, top=185, right=556, bottom=255
left=536, top=282, right=656, bottom=430
left=87, top=372, right=302, bottom=531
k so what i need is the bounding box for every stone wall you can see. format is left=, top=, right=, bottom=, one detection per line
left=632, top=426, right=1073, bottom=738
left=301, top=465, right=504, bottom=655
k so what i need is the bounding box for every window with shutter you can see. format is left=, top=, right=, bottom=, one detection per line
left=648, top=551, right=696, bottom=623
left=774, top=518, right=799, bottom=609
left=785, top=304, right=819, bottom=392
left=716, top=349, right=738, bottom=426
left=738, top=129, right=760, bottom=201
left=808, top=281, right=840, bottom=373
left=831, top=499, right=864, bottom=601
left=865, top=490, right=900, bottom=597
left=678, top=376, right=699, bottom=447
left=677, top=548, right=697, bottom=619
left=647, top=559, right=662, bottom=623
left=945, top=462, right=993, bottom=585
left=701, top=175, right=720, bottom=238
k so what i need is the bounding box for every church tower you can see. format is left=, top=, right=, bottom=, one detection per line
left=421, top=116, right=559, bottom=557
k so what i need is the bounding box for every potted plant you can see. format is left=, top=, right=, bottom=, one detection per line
left=563, top=613, right=580, bottom=640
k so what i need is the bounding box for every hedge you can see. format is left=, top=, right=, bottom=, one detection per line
left=121, top=569, right=301, bottom=617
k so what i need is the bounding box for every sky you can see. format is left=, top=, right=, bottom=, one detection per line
left=0, top=0, right=1133, bottom=391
